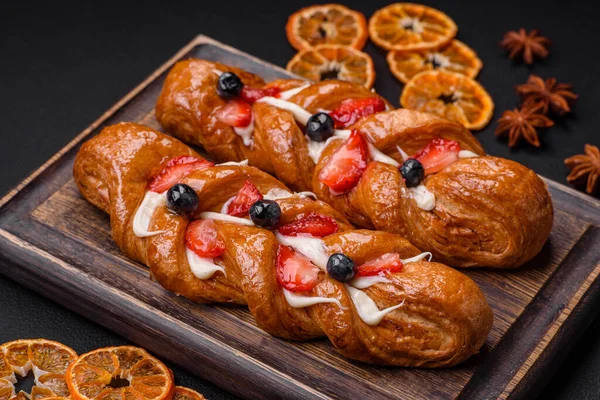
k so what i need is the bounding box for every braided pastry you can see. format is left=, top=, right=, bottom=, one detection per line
left=155, top=59, right=553, bottom=269
left=73, top=122, right=492, bottom=367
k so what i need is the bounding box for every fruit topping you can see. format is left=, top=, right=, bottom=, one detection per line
left=355, top=252, right=403, bottom=277
left=326, top=253, right=355, bottom=282
left=241, top=86, right=281, bottom=103
left=318, top=129, right=369, bottom=193
left=306, top=112, right=335, bottom=142
left=185, top=219, right=225, bottom=258
left=217, top=72, right=244, bottom=98
left=215, top=99, right=253, bottom=128
left=225, top=180, right=264, bottom=216
left=166, top=183, right=199, bottom=215
left=149, top=156, right=214, bottom=193
left=249, top=199, right=282, bottom=228
left=278, top=213, right=338, bottom=237
left=330, top=97, right=386, bottom=128
left=399, top=159, right=425, bottom=187
left=413, top=138, right=461, bottom=175
left=276, top=244, right=321, bottom=292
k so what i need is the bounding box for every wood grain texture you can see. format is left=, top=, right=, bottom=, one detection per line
left=0, top=35, right=599, bottom=400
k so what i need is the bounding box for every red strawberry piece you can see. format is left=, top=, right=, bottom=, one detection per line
left=225, top=180, right=264, bottom=216
left=241, top=86, right=281, bottom=103
left=148, top=155, right=214, bottom=193
left=355, top=253, right=404, bottom=277
left=329, top=97, right=386, bottom=128
left=185, top=219, right=225, bottom=258
left=413, top=138, right=461, bottom=175
left=278, top=213, right=338, bottom=238
left=215, top=99, right=253, bottom=127
left=276, top=244, right=321, bottom=292
left=318, top=129, right=370, bottom=194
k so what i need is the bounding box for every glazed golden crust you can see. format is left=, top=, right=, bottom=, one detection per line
left=73, top=122, right=492, bottom=367
left=155, top=60, right=553, bottom=269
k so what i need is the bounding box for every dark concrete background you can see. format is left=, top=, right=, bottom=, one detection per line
left=1, top=1, right=598, bottom=398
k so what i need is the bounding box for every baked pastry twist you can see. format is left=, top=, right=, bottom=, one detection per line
left=73, top=122, right=492, bottom=367
left=156, top=59, right=553, bottom=269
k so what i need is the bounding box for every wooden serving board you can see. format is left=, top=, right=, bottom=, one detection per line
left=0, top=35, right=599, bottom=400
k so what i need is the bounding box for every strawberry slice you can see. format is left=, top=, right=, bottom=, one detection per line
left=215, top=99, right=252, bottom=127
left=185, top=219, right=225, bottom=258
left=355, top=253, right=404, bottom=277
left=241, top=86, right=280, bottom=103
left=149, top=155, right=214, bottom=193
left=276, top=244, right=321, bottom=292
left=413, top=138, right=461, bottom=175
left=330, top=97, right=386, bottom=128
left=278, top=213, right=338, bottom=238
left=318, top=129, right=370, bottom=194
left=225, top=180, right=263, bottom=216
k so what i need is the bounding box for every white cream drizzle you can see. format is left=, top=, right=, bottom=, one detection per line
left=402, top=252, right=433, bottom=263
left=278, top=83, right=311, bottom=100
left=345, top=285, right=404, bottom=326
left=368, top=143, right=399, bottom=167
left=133, top=191, right=168, bottom=237
left=396, top=145, right=410, bottom=161
left=408, top=185, right=436, bottom=211
left=459, top=150, right=479, bottom=158
left=219, top=196, right=235, bottom=214
left=233, top=115, right=254, bottom=147
left=349, top=275, right=390, bottom=289
left=275, top=233, right=328, bottom=270
left=263, top=187, right=293, bottom=200
left=185, top=247, right=226, bottom=280
left=283, top=288, right=342, bottom=308
left=217, top=160, right=249, bottom=166
left=198, top=212, right=255, bottom=226
left=257, top=96, right=312, bottom=125
left=349, top=252, right=433, bottom=289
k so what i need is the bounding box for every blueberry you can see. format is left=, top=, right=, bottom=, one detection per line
left=400, top=159, right=425, bottom=187
left=249, top=200, right=281, bottom=228
left=327, top=253, right=355, bottom=282
left=217, top=72, right=244, bottom=98
left=306, top=112, right=335, bottom=142
left=166, top=183, right=199, bottom=215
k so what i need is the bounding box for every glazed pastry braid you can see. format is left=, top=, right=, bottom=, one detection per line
left=155, top=59, right=553, bottom=269
left=73, top=122, right=492, bottom=367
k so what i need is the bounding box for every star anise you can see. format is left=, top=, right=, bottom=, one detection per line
left=565, top=144, right=600, bottom=194
left=516, top=75, right=578, bottom=115
left=495, top=102, right=554, bottom=147
left=500, top=29, right=550, bottom=64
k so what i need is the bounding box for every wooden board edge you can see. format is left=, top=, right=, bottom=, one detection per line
left=501, top=260, right=600, bottom=398
left=458, top=225, right=600, bottom=399
left=543, top=177, right=600, bottom=207
left=0, top=227, right=329, bottom=400
left=0, top=34, right=205, bottom=209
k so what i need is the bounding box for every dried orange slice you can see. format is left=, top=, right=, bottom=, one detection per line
left=286, top=4, right=368, bottom=50
left=287, top=44, right=375, bottom=88
left=400, top=70, right=494, bottom=130
left=387, top=39, right=482, bottom=83
left=173, top=387, right=206, bottom=400
left=66, top=346, right=174, bottom=400
left=1, top=339, right=78, bottom=400
left=368, top=3, right=457, bottom=51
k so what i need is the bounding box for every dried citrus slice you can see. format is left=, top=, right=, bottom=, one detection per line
left=387, top=39, right=482, bottom=83
left=173, top=387, right=206, bottom=400
left=286, top=4, right=368, bottom=50
left=287, top=44, right=375, bottom=88
left=400, top=70, right=494, bottom=130
left=368, top=3, right=457, bottom=51
left=66, top=346, right=174, bottom=400
left=0, top=339, right=78, bottom=400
